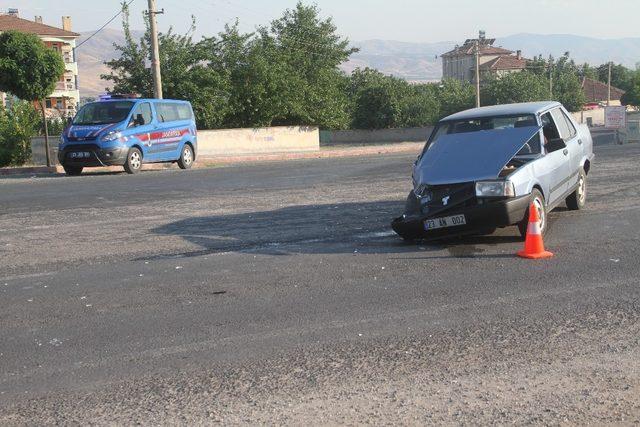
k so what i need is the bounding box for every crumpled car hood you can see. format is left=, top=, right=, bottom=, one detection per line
left=415, top=126, right=540, bottom=186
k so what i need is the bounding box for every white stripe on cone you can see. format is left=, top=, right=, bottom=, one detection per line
left=527, top=221, right=542, bottom=236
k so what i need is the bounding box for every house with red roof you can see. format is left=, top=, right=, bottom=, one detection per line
left=441, top=32, right=529, bottom=84
left=0, top=9, right=80, bottom=116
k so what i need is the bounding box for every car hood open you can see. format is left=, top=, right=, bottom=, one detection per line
left=415, top=126, right=540, bottom=185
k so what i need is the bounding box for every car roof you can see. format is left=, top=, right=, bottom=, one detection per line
left=441, top=101, right=561, bottom=122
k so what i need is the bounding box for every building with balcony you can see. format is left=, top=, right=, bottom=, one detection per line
left=0, top=9, right=80, bottom=116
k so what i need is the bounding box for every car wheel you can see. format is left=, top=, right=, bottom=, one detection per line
left=63, top=165, right=83, bottom=176
left=566, top=168, right=587, bottom=210
left=124, top=147, right=143, bottom=174
left=518, top=189, right=547, bottom=238
left=177, top=144, right=194, bottom=170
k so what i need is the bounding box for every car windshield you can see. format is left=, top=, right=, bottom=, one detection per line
left=73, top=101, right=135, bottom=126
left=427, top=114, right=541, bottom=155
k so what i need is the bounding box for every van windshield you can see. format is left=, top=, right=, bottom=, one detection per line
left=73, top=101, right=135, bottom=126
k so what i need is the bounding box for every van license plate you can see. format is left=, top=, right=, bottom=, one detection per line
left=424, top=214, right=467, bottom=230
left=69, top=152, right=90, bottom=159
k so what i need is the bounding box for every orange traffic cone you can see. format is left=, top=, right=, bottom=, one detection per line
left=517, top=203, right=554, bottom=259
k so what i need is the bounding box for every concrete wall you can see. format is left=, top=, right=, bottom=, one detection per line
left=572, top=109, right=605, bottom=127
left=28, top=126, right=320, bottom=165
left=197, top=126, right=319, bottom=156
left=320, top=127, right=433, bottom=146
left=31, top=136, right=58, bottom=165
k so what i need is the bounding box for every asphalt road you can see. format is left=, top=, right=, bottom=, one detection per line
left=1, top=144, right=639, bottom=424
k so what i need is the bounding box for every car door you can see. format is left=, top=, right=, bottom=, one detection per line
left=553, top=108, right=582, bottom=191
left=536, top=110, right=573, bottom=206
left=127, top=102, right=156, bottom=161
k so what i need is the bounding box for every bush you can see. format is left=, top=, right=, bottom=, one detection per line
left=0, top=101, right=39, bottom=167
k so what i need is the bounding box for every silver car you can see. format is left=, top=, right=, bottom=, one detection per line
left=392, top=101, right=594, bottom=240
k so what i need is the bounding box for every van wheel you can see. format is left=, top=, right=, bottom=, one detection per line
left=63, top=165, right=83, bottom=176
left=177, top=144, right=194, bottom=170
left=566, top=168, right=587, bottom=210
left=124, top=148, right=142, bottom=174
left=518, top=189, right=547, bottom=239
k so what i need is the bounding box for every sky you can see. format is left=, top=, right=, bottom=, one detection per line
left=7, top=0, right=640, bottom=42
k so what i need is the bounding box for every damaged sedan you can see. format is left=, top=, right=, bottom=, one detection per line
left=392, top=101, right=594, bottom=240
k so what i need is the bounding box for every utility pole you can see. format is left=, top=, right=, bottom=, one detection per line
left=474, top=40, right=480, bottom=108
left=148, top=0, right=163, bottom=99
left=549, top=64, right=553, bottom=98
left=607, top=61, right=612, bottom=106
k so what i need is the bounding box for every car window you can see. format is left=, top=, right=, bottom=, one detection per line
left=156, top=103, right=181, bottom=123
left=560, top=110, right=577, bottom=139
left=130, top=102, right=153, bottom=127
left=541, top=111, right=566, bottom=153
left=551, top=108, right=575, bottom=140
left=432, top=115, right=537, bottom=140
left=176, top=104, right=193, bottom=120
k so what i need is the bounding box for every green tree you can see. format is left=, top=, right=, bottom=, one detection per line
left=482, top=72, right=549, bottom=106
left=255, top=2, right=357, bottom=129
left=437, top=79, right=475, bottom=119
left=0, top=30, right=65, bottom=166
left=621, top=69, right=640, bottom=106
left=596, top=63, right=635, bottom=92
left=103, top=3, right=230, bottom=129
left=0, top=101, right=40, bottom=167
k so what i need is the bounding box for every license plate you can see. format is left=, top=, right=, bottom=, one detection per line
left=69, top=151, right=91, bottom=159
left=424, top=214, right=467, bottom=231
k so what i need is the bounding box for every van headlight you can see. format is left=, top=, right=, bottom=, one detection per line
left=475, top=180, right=515, bottom=198
left=102, top=131, right=121, bottom=142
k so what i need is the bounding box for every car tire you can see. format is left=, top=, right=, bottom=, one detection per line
left=177, top=144, right=194, bottom=170
left=566, top=168, right=587, bottom=211
left=63, top=165, right=83, bottom=176
left=123, top=147, right=143, bottom=174
left=518, top=188, right=547, bottom=239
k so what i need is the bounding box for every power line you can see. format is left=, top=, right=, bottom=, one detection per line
left=76, top=0, right=137, bottom=50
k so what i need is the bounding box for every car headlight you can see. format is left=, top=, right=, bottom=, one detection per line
left=475, top=180, right=515, bottom=198
left=102, top=131, right=121, bottom=142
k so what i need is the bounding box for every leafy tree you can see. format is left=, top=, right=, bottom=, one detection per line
left=103, top=3, right=230, bottom=129
left=255, top=2, right=357, bottom=129
left=621, top=69, right=640, bottom=106
left=0, top=30, right=65, bottom=166
left=436, top=79, right=475, bottom=119
left=553, top=71, right=585, bottom=112
left=482, top=72, right=549, bottom=106
left=348, top=68, right=440, bottom=129
left=0, top=101, right=40, bottom=167
left=596, top=63, right=635, bottom=92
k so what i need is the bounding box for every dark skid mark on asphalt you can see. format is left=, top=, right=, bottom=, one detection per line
left=139, top=198, right=535, bottom=262
left=140, top=200, right=414, bottom=260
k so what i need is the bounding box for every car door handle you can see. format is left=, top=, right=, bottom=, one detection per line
left=563, top=149, right=569, bottom=156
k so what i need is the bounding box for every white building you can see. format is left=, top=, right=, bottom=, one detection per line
left=0, top=9, right=80, bottom=116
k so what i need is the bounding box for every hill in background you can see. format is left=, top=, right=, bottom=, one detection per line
left=77, top=30, right=640, bottom=97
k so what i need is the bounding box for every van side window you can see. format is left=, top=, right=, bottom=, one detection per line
left=156, top=103, right=191, bottom=123
left=130, top=102, right=152, bottom=127
left=177, top=104, right=193, bottom=120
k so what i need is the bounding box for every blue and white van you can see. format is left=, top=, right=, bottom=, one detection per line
left=58, top=96, right=197, bottom=175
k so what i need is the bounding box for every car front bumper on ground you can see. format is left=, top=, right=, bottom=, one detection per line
left=391, top=194, right=530, bottom=240
left=58, top=144, right=128, bottom=167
